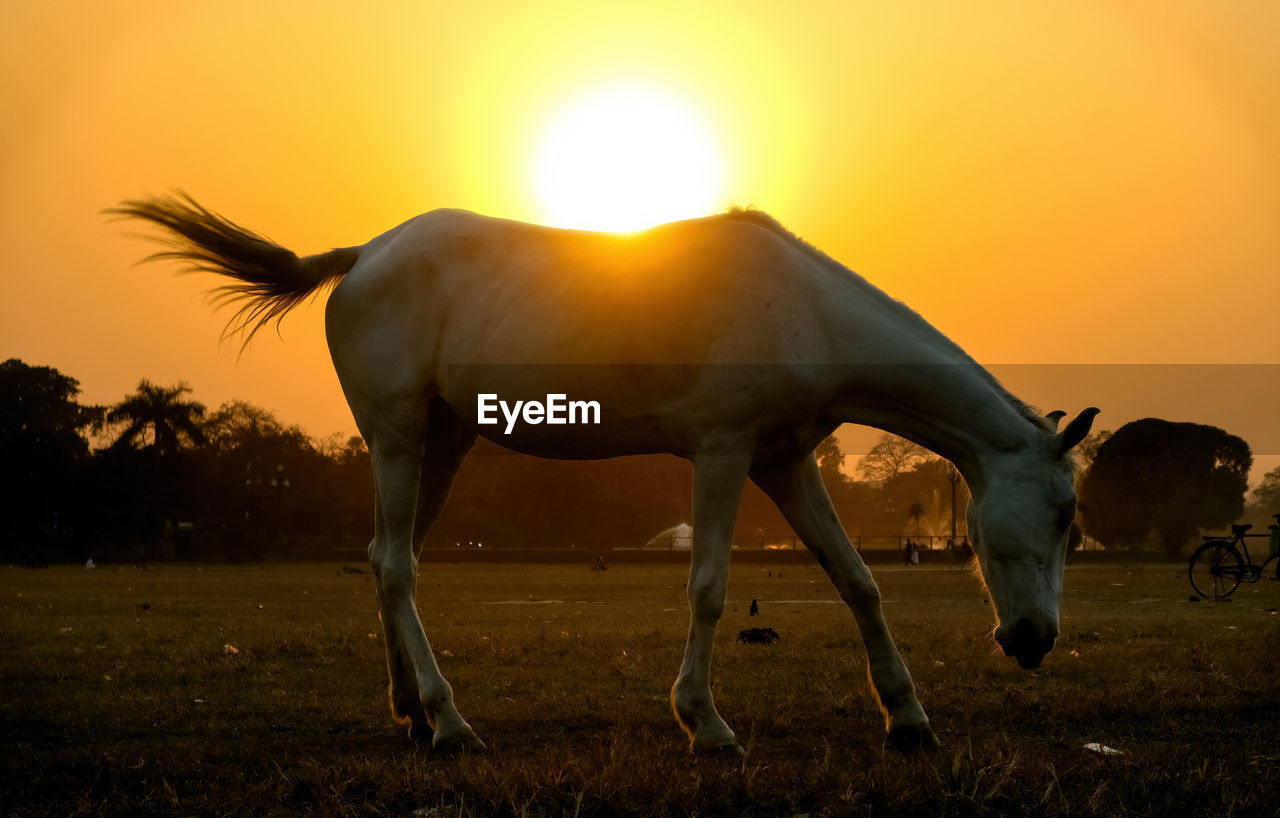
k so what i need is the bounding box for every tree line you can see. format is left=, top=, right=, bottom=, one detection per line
left=2, top=357, right=1274, bottom=562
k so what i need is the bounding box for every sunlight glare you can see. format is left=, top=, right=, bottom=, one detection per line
left=530, top=84, right=725, bottom=232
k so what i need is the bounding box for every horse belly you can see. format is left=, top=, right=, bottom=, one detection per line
left=444, top=363, right=827, bottom=460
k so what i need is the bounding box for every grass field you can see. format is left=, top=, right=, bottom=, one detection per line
left=4, top=558, right=1280, bottom=816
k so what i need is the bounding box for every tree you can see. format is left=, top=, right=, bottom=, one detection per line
left=108, top=380, right=207, bottom=455
left=806, top=433, right=893, bottom=540
left=814, top=434, right=846, bottom=486
left=876, top=458, right=966, bottom=531
left=856, top=433, right=931, bottom=483
left=100, top=380, right=208, bottom=557
left=1074, top=429, right=1112, bottom=471
left=907, top=502, right=925, bottom=539
left=0, top=360, right=103, bottom=557
left=197, top=400, right=343, bottom=559
left=1080, top=418, right=1251, bottom=556
left=1249, top=466, right=1280, bottom=515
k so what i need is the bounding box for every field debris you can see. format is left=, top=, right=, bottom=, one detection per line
left=737, top=627, right=780, bottom=645
left=223, top=644, right=239, bottom=655
left=1083, top=742, right=1123, bottom=756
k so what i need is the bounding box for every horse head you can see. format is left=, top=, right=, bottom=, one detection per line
left=967, top=407, right=1098, bottom=669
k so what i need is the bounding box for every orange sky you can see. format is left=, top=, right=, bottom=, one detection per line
left=2, top=1, right=1278, bottom=479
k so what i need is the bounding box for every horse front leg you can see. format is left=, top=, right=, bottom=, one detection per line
left=752, top=453, right=937, bottom=749
left=367, top=399, right=483, bottom=752
left=671, top=451, right=751, bottom=756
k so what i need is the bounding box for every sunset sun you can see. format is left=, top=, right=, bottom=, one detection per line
left=530, top=84, right=726, bottom=232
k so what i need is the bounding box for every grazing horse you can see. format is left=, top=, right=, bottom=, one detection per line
left=112, top=195, right=1097, bottom=754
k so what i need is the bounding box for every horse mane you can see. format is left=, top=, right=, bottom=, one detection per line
left=720, top=207, right=1057, bottom=439
left=720, top=207, right=847, bottom=272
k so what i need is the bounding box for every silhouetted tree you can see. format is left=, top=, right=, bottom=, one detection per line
left=876, top=458, right=964, bottom=535
left=101, top=380, right=208, bottom=557
left=1074, top=430, right=1112, bottom=472
left=314, top=433, right=373, bottom=543
left=108, top=380, right=206, bottom=455
left=856, top=433, right=930, bottom=483
left=1080, top=418, right=1251, bottom=556
left=196, top=400, right=351, bottom=559
left=807, top=433, right=893, bottom=540
left=815, top=434, right=846, bottom=485
left=1250, top=467, right=1280, bottom=512
left=429, top=446, right=691, bottom=549
left=0, top=360, right=103, bottom=558
left=1243, top=466, right=1280, bottom=528
left=907, top=502, right=925, bottom=539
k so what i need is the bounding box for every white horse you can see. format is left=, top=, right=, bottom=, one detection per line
left=113, top=195, right=1097, bottom=754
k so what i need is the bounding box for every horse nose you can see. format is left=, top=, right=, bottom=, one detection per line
left=994, top=618, right=1058, bottom=669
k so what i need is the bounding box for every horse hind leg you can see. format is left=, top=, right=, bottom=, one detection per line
left=365, top=396, right=482, bottom=752
left=368, top=484, right=430, bottom=740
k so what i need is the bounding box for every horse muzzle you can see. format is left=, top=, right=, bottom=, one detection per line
left=994, top=618, right=1058, bottom=669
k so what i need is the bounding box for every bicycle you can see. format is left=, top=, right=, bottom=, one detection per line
left=1188, top=513, right=1280, bottom=600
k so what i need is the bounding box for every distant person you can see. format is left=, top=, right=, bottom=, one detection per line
left=958, top=537, right=974, bottom=562
left=749, top=599, right=759, bottom=617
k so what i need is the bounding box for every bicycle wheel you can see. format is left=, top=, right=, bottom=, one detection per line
left=1189, top=541, right=1244, bottom=599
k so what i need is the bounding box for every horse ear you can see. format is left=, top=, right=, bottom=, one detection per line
left=1044, top=410, right=1067, bottom=431
left=1055, top=407, right=1100, bottom=457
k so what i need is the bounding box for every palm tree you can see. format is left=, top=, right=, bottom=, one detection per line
left=106, top=380, right=208, bottom=559
left=108, top=380, right=207, bottom=456
left=907, top=502, right=925, bottom=541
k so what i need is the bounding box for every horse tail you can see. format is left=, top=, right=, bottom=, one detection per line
left=108, top=193, right=360, bottom=346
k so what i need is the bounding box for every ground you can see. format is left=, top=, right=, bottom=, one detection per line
left=2, top=559, right=1279, bottom=816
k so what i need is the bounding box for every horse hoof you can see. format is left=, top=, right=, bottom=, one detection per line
left=886, top=723, right=940, bottom=753
left=433, top=731, right=488, bottom=754
left=714, top=742, right=748, bottom=759
left=407, top=724, right=433, bottom=744
left=693, top=739, right=746, bottom=759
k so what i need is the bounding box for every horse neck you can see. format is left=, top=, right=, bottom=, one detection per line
left=833, top=345, right=1044, bottom=490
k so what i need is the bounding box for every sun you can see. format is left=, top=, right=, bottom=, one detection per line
left=530, top=84, right=726, bottom=232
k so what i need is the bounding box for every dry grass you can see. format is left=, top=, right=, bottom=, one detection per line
left=3, top=559, right=1279, bottom=816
